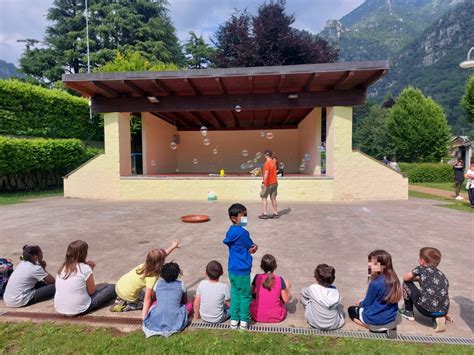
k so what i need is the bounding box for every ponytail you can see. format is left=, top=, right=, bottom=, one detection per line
left=260, top=254, right=277, bottom=291
left=262, top=271, right=275, bottom=291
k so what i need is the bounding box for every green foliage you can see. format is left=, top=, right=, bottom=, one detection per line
left=387, top=87, right=451, bottom=162
left=0, top=80, right=102, bottom=140
left=353, top=105, right=393, bottom=159
left=184, top=31, right=214, bottom=69
left=95, top=51, right=179, bottom=73
left=0, top=137, right=98, bottom=191
left=19, top=0, right=184, bottom=82
left=399, top=163, right=454, bottom=183
left=461, top=75, right=474, bottom=124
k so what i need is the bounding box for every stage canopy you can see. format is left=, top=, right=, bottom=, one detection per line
left=63, top=61, right=388, bottom=131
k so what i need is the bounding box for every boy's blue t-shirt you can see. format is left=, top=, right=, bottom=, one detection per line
left=223, top=225, right=254, bottom=275
left=360, top=275, right=398, bottom=325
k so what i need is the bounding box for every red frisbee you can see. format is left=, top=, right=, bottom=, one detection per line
left=181, top=214, right=210, bottom=223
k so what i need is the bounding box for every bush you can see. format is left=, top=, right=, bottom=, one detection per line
left=0, top=80, right=102, bottom=140
left=0, top=137, right=98, bottom=191
left=398, top=163, right=454, bottom=183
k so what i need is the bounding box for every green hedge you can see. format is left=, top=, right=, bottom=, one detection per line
left=0, top=80, right=102, bottom=140
left=398, top=163, right=454, bottom=183
left=0, top=137, right=99, bottom=191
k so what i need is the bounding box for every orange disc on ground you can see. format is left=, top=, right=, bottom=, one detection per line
left=181, top=214, right=210, bottom=223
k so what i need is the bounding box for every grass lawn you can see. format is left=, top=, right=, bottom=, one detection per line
left=0, top=189, right=63, bottom=206
left=0, top=323, right=472, bottom=354
left=409, top=191, right=473, bottom=213
left=413, top=182, right=468, bottom=193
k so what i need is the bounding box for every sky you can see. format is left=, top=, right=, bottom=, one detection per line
left=0, top=0, right=364, bottom=66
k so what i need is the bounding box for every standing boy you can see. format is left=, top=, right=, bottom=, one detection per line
left=400, top=247, right=450, bottom=332
left=223, top=203, right=258, bottom=330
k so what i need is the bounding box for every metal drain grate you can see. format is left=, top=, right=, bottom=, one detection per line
left=1, top=310, right=473, bottom=346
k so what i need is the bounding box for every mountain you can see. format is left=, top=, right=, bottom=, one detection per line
left=0, top=60, right=24, bottom=79
left=372, top=1, right=474, bottom=131
left=321, top=0, right=464, bottom=61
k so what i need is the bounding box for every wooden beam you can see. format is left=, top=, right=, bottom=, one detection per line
left=332, top=71, right=355, bottom=90
left=276, top=75, right=286, bottom=92
left=359, top=69, right=388, bottom=89
left=184, top=78, right=199, bottom=95
left=186, top=111, right=205, bottom=126
left=304, top=73, right=319, bottom=91
left=215, top=77, right=227, bottom=94
left=153, top=79, right=172, bottom=95
left=149, top=112, right=176, bottom=126
left=210, top=111, right=228, bottom=128
left=123, top=80, right=146, bottom=96
left=282, top=109, right=293, bottom=125
left=91, top=81, right=118, bottom=97
left=230, top=111, right=240, bottom=127
left=172, top=112, right=197, bottom=127
left=265, top=110, right=273, bottom=126
left=178, top=125, right=298, bottom=131
left=92, top=89, right=367, bottom=113
left=65, top=82, right=95, bottom=97
left=249, top=110, right=254, bottom=127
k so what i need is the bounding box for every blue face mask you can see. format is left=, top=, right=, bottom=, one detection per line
left=239, top=216, right=248, bottom=227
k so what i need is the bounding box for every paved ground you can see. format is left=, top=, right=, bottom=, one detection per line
left=409, top=185, right=469, bottom=200
left=0, top=196, right=473, bottom=337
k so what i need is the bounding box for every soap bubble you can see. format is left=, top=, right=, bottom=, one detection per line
left=278, top=162, right=285, bottom=169
left=260, top=131, right=266, bottom=138
left=303, top=153, right=311, bottom=161
left=200, top=126, right=208, bottom=137
left=235, top=105, right=242, bottom=113
left=240, top=163, right=248, bottom=170
left=266, top=132, right=274, bottom=140
left=253, top=158, right=258, bottom=163
left=151, top=160, right=157, bottom=167
left=193, top=158, right=199, bottom=165
left=298, top=164, right=306, bottom=172
left=212, top=148, right=218, bottom=155
left=176, top=168, right=180, bottom=173
left=241, top=149, right=249, bottom=157
left=170, top=142, right=177, bottom=150
left=255, top=152, right=262, bottom=159
left=203, top=138, right=210, bottom=146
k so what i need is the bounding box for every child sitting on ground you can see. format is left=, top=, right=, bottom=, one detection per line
left=250, top=254, right=291, bottom=323
left=400, top=247, right=450, bottom=332
left=193, top=260, right=230, bottom=323
left=223, top=203, right=258, bottom=330
left=4, top=245, right=55, bottom=307
left=348, top=250, right=402, bottom=335
left=111, top=239, right=180, bottom=312
left=143, top=262, right=192, bottom=337
left=301, top=264, right=344, bottom=330
left=54, top=240, right=116, bottom=316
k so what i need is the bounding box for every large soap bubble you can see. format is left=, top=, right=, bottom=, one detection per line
left=241, top=149, right=249, bottom=157
left=255, top=152, right=262, bottom=159
left=203, top=138, right=211, bottom=146
left=193, top=158, right=199, bottom=165
left=170, top=142, right=177, bottom=150
left=212, top=148, right=218, bottom=155
left=303, top=153, right=311, bottom=161
left=266, top=132, right=274, bottom=140
left=298, top=164, right=306, bottom=172
left=200, top=126, right=208, bottom=137
left=235, top=105, right=242, bottom=113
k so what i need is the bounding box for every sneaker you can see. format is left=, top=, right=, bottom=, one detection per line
left=399, top=309, right=415, bottom=321
left=433, top=317, right=446, bottom=332
left=110, top=299, right=126, bottom=312
left=230, top=320, right=239, bottom=330
left=455, top=196, right=464, bottom=200
left=239, top=321, right=248, bottom=330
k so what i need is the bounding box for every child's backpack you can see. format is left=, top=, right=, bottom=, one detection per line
left=0, top=258, right=14, bottom=297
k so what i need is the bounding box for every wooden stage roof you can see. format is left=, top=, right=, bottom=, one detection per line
left=63, top=61, right=388, bottom=131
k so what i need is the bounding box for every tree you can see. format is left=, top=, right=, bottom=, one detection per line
left=184, top=32, right=214, bottom=69
left=94, top=51, right=179, bottom=73
left=461, top=75, right=474, bottom=124
left=212, top=0, right=338, bottom=68
left=353, top=105, right=393, bottom=159
left=387, top=87, right=451, bottom=162
left=20, top=0, right=184, bottom=82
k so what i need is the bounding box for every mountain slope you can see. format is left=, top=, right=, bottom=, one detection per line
left=0, top=60, right=24, bottom=79
left=321, top=0, right=463, bottom=61
left=372, top=0, right=474, bottom=131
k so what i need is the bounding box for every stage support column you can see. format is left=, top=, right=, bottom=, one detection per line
left=325, top=106, right=352, bottom=177
left=104, top=112, right=131, bottom=177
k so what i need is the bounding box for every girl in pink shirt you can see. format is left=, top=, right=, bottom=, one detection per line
left=250, top=254, right=291, bottom=323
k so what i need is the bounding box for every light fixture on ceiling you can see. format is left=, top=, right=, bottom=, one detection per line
left=460, top=47, right=474, bottom=69
left=288, top=93, right=298, bottom=99
left=147, top=96, right=160, bottom=103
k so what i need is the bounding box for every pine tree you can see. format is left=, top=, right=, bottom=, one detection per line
left=184, top=32, right=214, bottom=69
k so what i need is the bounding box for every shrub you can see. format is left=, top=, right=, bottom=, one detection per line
left=0, top=80, right=102, bottom=140
left=0, top=137, right=99, bottom=191
left=398, top=163, right=454, bottom=183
